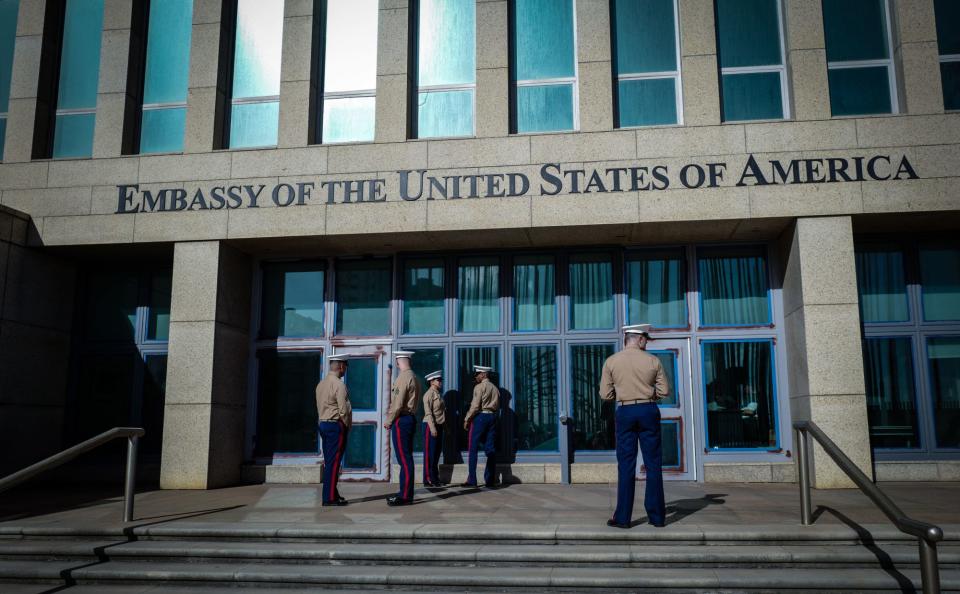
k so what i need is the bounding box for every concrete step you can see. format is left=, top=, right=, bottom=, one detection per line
left=0, top=559, right=957, bottom=592
left=1, top=538, right=958, bottom=569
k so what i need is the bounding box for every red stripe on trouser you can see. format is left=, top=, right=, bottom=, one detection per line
left=329, top=425, right=345, bottom=502
left=423, top=425, right=431, bottom=483
left=467, top=420, right=475, bottom=480
left=396, top=419, right=412, bottom=499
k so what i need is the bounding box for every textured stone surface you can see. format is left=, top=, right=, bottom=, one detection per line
left=680, top=55, right=721, bottom=126
left=280, top=15, right=313, bottom=83
left=476, top=1, right=507, bottom=70
left=787, top=49, right=831, bottom=121
left=678, top=0, right=717, bottom=57
left=475, top=67, right=509, bottom=138
left=745, top=120, right=857, bottom=153
left=897, top=42, right=945, bottom=116
left=578, top=61, right=614, bottom=133
left=576, top=0, right=611, bottom=63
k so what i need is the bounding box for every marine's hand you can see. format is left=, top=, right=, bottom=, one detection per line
left=430, top=429, right=438, bottom=438
left=383, top=423, right=391, bottom=430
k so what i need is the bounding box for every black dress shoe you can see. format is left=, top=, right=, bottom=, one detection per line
left=649, top=522, right=665, bottom=528
left=322, top=500, right=348, bottom=507
left=484, top=482, right=501, bottom=489
left=606, top=519, right=630, bottom=529
left=460, top=481, right=478, bottom=487
left=386, top=495, right=413, bottom=506
left=336, top=496, right=348, bottom=504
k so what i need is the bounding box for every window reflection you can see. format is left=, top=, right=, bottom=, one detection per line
left=703, top=340, right=777, bottom=450
left=322, top=0, right=378, bottom=142
left=230, top=0, right=283, bottom=148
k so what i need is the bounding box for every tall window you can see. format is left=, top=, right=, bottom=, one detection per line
left=715, top=0, right=787, bottom=121
left=627, top=248, right=687, bottom=328
left=53, top=0, right=104, bottom=158
left=513, top=254, right=556, bottom=332
left=335, top=259, right=392, bottom=336
left=822, top=0, right=896, bottom=116
left=514, top=344, right=559, bottom=451
left=457, top=256, right=500, bottom=332
left=570, top=343, right=616, bottom=450
left=0, top=0, right=17, bottom=159
left=697, top=246, right=770, bottom=327
left=702, top=339, right=778, bottom=450
left=139, top=0, right=193, bottom=154
left=569, top=253, right=615, bottom=330
left=403, top=258, right=445, bottom=335
left=320, top=0, right=378, bottom=143
left=229, top=0, right=283, bottom=148
left=612, top=0, right=681, bottom=127
left=511, top=0, right=576, bottom=133
left=934, top=0, right=960, bottom=111
left=414, top=0, right=476, bottom=138
left=260, top=261, right=326, bottom=338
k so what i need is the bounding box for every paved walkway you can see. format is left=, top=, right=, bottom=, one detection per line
left=1, top=481, right=958, bottom=531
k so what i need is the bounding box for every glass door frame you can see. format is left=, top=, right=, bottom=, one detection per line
left=333, top=343, right=392, bottom=481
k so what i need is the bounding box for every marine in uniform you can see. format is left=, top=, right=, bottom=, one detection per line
left=421, top=370, right=446, bottom=487
left=599, top=324, right=669, bottom=528
left=385, top=351, right=420, bottom=506
left=316, top=353, right=353, bottom=507
left=462, top=365, right=500, bottom=488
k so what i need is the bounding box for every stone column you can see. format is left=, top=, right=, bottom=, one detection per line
left=374, top=0, right=409, bottom=142
left=476, top=0, right=508, bottom=137
left=576, top=0, right=613, bottom=132
left=3, top=0, right=46, bottom=163
left=781, top=216, right=871, bottom=489
left=892, top=0, right=944, bottom=115
left=678, top=0, right=721, bottom=125
left=160, top=241, right=251, bottom=489
left=278, top=0, right=314, bottom=147
left=92, top=0, right=132, bottom=158
left=183, top=0, right=225, bottom=153
left=784, top=0, right=831, bottom=120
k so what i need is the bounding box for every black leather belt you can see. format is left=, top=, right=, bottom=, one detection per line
left=619, top=399, right=655, bottom=406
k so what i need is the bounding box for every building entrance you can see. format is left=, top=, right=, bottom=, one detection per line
left=334, top=345, right=391, bottom=482
left=643, top=339, right=696, bottom=481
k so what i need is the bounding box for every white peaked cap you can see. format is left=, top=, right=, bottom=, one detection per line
left=394, top=350, right=415, bottom=359
left=473, top=365, right=493, bottom=373
left=425, top=370, right=443, bottom=381
left=328, top=353, right=353, bottom=362
left=622, top=324, right=653, bottom=335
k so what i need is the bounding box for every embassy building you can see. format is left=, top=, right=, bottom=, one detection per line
left=0, top=0, right=958, bottom=491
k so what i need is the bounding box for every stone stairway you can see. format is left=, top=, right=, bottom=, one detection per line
left=0, top=521, right=958, bottom=592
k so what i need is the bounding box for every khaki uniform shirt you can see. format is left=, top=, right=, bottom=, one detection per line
left=422, top=387, right=446, bottom=433
left=386, top=368, right=420, bottom=425
left=465, top=378, right=500, bottom=426
left=599, top=345, right=669, bottom=403
left=316, top=374, right=352, bottom=428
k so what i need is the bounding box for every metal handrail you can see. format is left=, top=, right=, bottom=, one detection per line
left=0, top=427, right=144, bottom=522
left=794, top=421, right=942, bottom=594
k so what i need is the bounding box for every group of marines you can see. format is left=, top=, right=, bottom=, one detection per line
left=315, top=324, right=670, bottom=528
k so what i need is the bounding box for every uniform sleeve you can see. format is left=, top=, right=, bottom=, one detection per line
left=465, top=384, right=482, bottom=425
left=408, top=373, right=421, bottom=413
left=599, top=360, right=616, bottom=401
left=654, top=358, right=670, bottom=400
left=423, top=392, right=437, bottom=433
left=385, top=380, right=401, bottom=426
left=336, top=383, right=351, bottom=427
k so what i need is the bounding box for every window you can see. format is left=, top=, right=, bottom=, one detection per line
left=627, top=248, right=687, bottom=328
left=320, top=0, right=377, bottom=143
left=855, top=243, right=909, bottom=323
left=345, top=357, right=378, bottom=410
left=570, top=343, right=615, bottom=450
left=513, top=254, right=556, bottom=332
left=569, top=253, right=615, bottom=330
left=612, top=0, right=681, bottom=126
left=254, top=350, right=322, bottom=456
left=344, top=423, right=378, bottom=469
left=702, top=339, right=778, bottom=450
left=0, top=0, right=18, bottom=159
left=822, top=0, right=896, bottom=116
left=335, top=259, right=392, bottom=336
left=406, top=347, right=445, bottom=452
left=414, top=0, right=476, bottom=138
left=456, top=345, right=499, bottom=448
left=139, top=0, right=193, bottom=154
left=929, top=337, right=960, bottom=448
left=935, top=0, right=960, bottom=110
left=919, top=243, right=960, bottom=322
left=457, top=256, right=500, bottom=332
left=698, top=246, right=770, bottom=327
left=260, top=261, right=326, bottom=338
left=53, top=0, right=104, bottom=158
left=863, top=337, right=919, bottom=449
left=511, top=0, right=576, bottom=132
left=403, top=258, right=445, bottom=335
left=513, top=344, right=559, bottom=451
left=715, top=0, right=787, bottom=121
left=228, top=0, right=283, bottom=148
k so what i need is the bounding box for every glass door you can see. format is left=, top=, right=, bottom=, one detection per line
left=333, top=345, right=391, bottom=481
left=641, top=339, right=696, bottom=481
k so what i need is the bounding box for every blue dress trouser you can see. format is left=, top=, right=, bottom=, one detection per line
left=319, top=421, right=348, bottom=504
left=422, top=422, right=443, bottom=484
left=466, top=412, right=497, bottom=486
left=392, top=414, right=415, bottom=500
left=613, top=403, right=666, bottom=526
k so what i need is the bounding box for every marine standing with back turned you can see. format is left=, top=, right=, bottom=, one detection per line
left=462, top=365, right=500, bottom=488
left=316, top=353, right=353, bottom=507
left=421, top=370, right=446, bottom=487
left=385, top=351, right=420, bottom=506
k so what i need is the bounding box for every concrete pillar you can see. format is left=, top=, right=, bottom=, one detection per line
left=892, top=0, right=944, bottom=115
left=476, top=0, right=508, bottom=137
left=576, top=0, right=613, bottom=132
left=92, top=0, right=132, bottom=158
left=784, top=0, right=831, bottom=120
left=183, top=0, right=224, bottom=153
left=278, top=0, right=314, bottom=148
left=678, top=0, right=721, bottom=125
left=3, top=0, right=46, bottom=163
left=374, top=0, right=409, bottom=142
left=160, top=241, right=251, bottom=489
left=781, top=216, right=871, bottom=489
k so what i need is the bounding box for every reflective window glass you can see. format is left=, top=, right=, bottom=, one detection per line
left=617, top=78, right=677, bottom=127
left=514, top=344, right=559, bottom=451
left=516, top=83, right=575, bottom=132
left=698, top=246, right=770, bottom=327
left=344, top=423, right=378, bottom=469
left=417, top=90, right=474, bottom=138
left=336, top=259, right=392, bottom=336
left=929, top=337, right=960, bottom=449
left=571, top=343, right=616, bottom=451
left=935, top=0, right=960, bottom=56
left=0, top=0, right=17, bottom=156
left=418, top=0, right=475, bottom=86
left=147, top=269, right=172, bottom=341
left=84, top=273, right=139, bottom=342
left=322, top=0, right=378, bottom=142
left=53, top=0, right=103, bottom=158
left=141, top=354, right=168, bottom=458
left=919, top=243, right=960, bottom=322
left=261, top=262, right=326, bottom=338
left=513, top=0, right=575, bottom=132
left=457, top=256, right=500, bottom=332
left=702, top=340, right=778, bottom=450
left=230, top=0, right=283, bottom=148
left=720, top=71, right=783, bottom=121
left=660, top=420, right=681, bottom=468
left=827, top=66, right=892, bottom=116
left=514, top=255, right=556, bottom=332
left=254, top=350, right=322, bottom=456
left=822, top=0, right=889, bottom=62
left=456, top=345, right=499, bottom=448
left=407, top=347, right=445, bottom=452
left=613, top=0, right=679, bottom=127
left=864, top=338, right=920, bottom=449
left=855, top=243, right=909, bottom=323
left=322, top=97, right=375, bottom=143
left=570, top=253, right=614, bottom=330
left=140, top=107, right=187, bottom=154
left=345, top=357, right=378, bottom=410
left=403, top=258, right=445, bottom=335
left=53, top=112, right=96, bottom=159
left=715, top=0, right=782, bottom=68
left=140, top=0, right=192, bottom=153
left=650, top=350, right=678, bottom=407
left=627, top=249, right=687, bottom=328
left=941, top=62, right=960, bottom=111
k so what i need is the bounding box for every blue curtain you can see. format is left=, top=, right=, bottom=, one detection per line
left=702, top=340, right=776, bottom=449
left=571, top=343, right=615, bottom=450
left=513, top=345, right=558, bottom=451
left=514, top=255, right=555, bottom=331
left=863, top=338, right=919, bottom=449
left=628, top=249, right=687, bottom=327
left=403, top=258, right=445, bottom=334
left=458, top=257, right=500, bottom=332
left=855, top=244, right=909, bottom=323
left=698, top=247, right=769, bottom=326
left=570, top=254, right=614, bottom=330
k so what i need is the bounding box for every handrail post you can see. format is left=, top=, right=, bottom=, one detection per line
left=123, top=435, right=139, bottom=523
left=796, top=426, right=812, bottom=526
left=920, top=538, right=941, bottom=594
